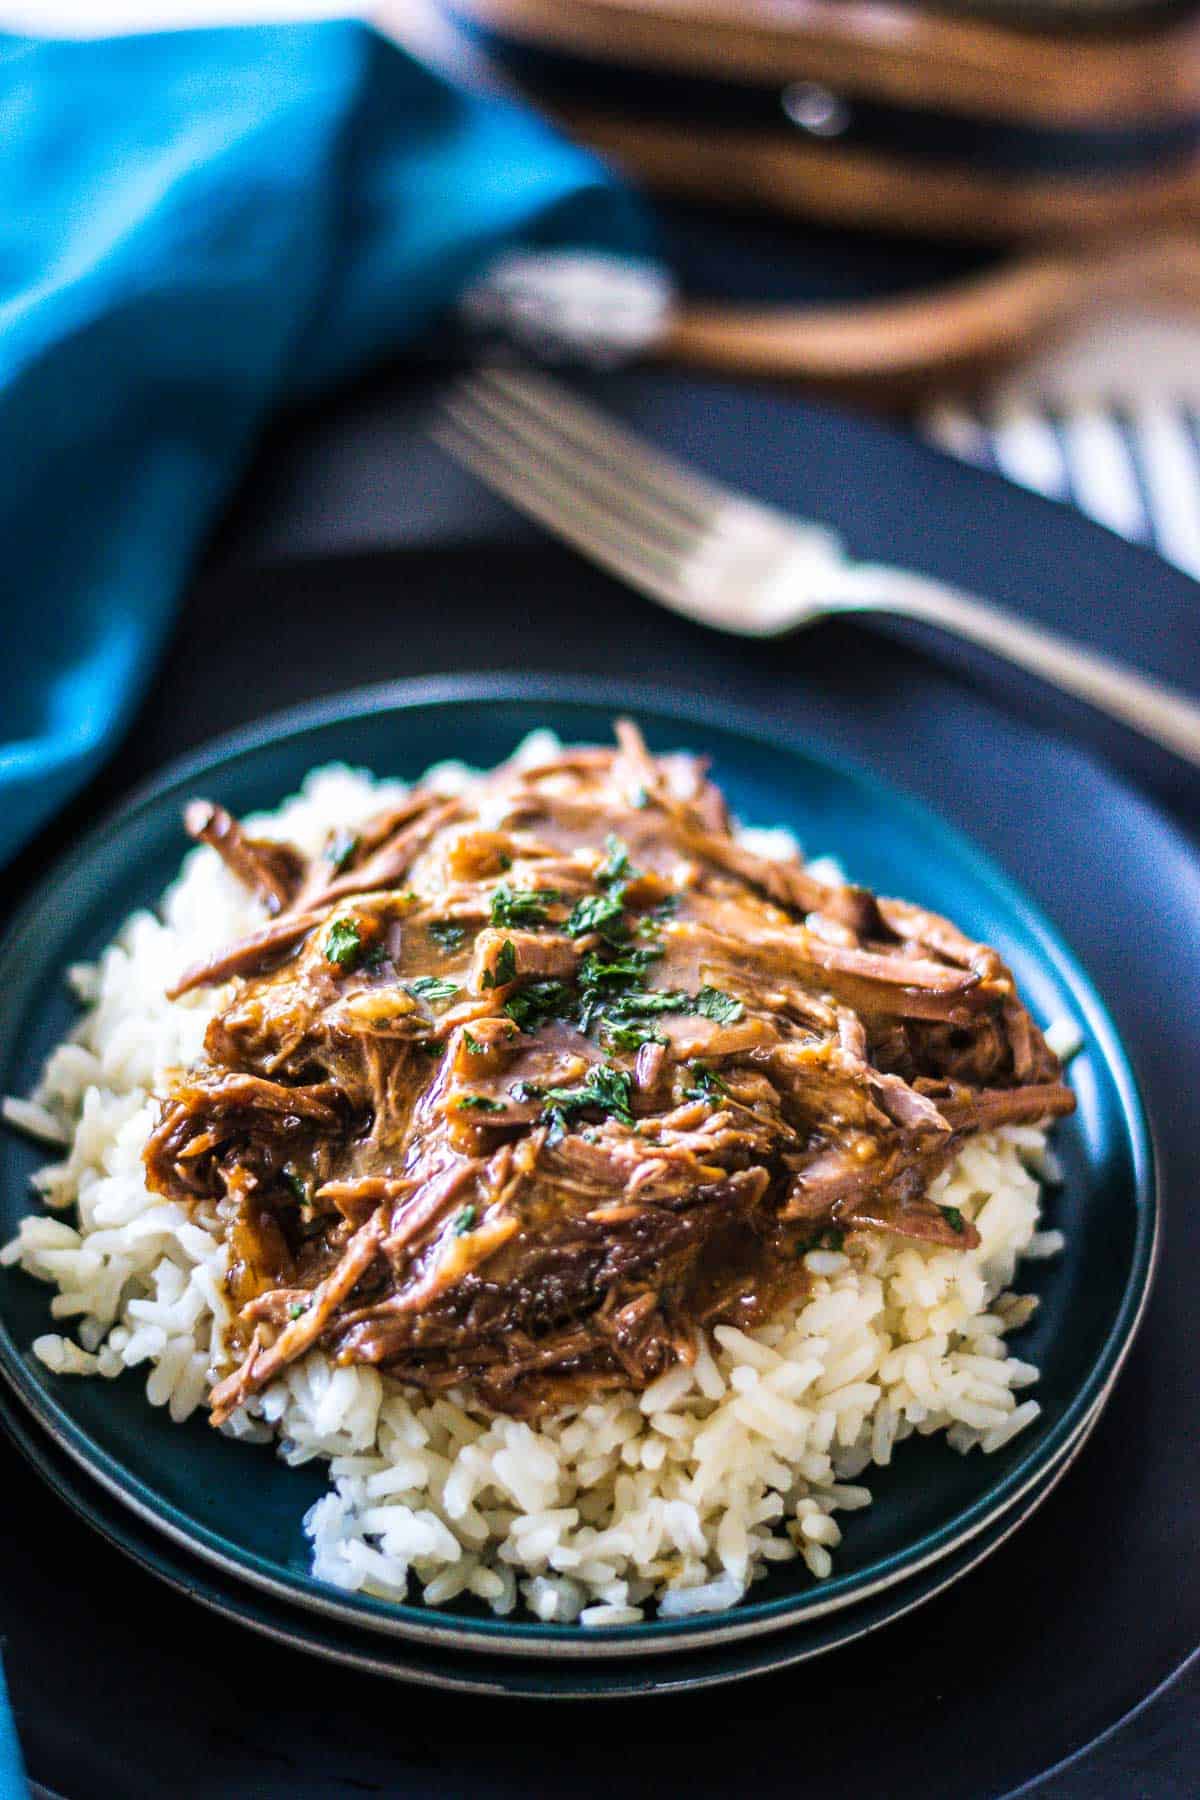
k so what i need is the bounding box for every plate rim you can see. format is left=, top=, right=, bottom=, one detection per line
left=0, top=672, right=1159, bottom=1656
left=0, top=1371, right=1112, bottom=1701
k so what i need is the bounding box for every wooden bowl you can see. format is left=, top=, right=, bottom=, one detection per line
left=452, top=0, right=1200, bottom=239
left=448, top=0, right=1200, bottom=395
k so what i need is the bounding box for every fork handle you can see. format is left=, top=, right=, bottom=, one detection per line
left=830, top=564, right=1200, bottom=769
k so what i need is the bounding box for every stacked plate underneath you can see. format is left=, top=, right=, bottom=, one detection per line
left=0, top=685, right=1156, bottom=1697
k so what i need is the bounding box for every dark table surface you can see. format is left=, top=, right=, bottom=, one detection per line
left=4, top=358, right=1199, bottom=1798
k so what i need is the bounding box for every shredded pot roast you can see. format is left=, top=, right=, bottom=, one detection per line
left=144, top=723, right=1074, bottom=1424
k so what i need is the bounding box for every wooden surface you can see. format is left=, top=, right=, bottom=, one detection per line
left=561, top=111, right=1200, bottom=239
left=658, top=232, right=1200, bottom=399
left=452, top=0, right=1200, bottom=382
left=460, top=0, right=1200, bottom=125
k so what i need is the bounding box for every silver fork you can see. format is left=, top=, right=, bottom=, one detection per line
left=434, top=366, right=1200, bottom=769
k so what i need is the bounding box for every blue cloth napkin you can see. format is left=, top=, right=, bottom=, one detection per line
left=0, top=22, right=653, bottom=866
left=0, top=1654, right=22, bottom=1797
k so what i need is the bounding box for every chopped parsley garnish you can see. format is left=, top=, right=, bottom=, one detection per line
left=482, top=939, right=518, bottom=989
left=539, top=1063, right=634, bottom=1143
left=602, top=987, right=691, bottom=1020
left=597, top=834, right=638, bottom=886
left=404, top=976, right=461, bottom=1005
left=578, top=946, right=660, bottom=989
left=324, top=828, right=359, bottom=873
left=634, top=896, right=678, bottom=942
left=428, top=919, right=467, bottom=952
left=566, top=891, right=627, bottom=941
left=575, top=949, right=743, bottom=1040
left=577, top=945, right=659, bottom=1009
left=287, top=1300, right=308, bottom=1321
left=601, top=1020, right=666, bottom=1053
left=478, top=920, right=740, bottom=1052
left=323, top=917, right=362, bottom=970
left=456, top=1094, right=506, bottom=1113
left=362, top=943, right=387, bottom=970
left=489, top=883, right=562, bottom=928
left=281, top=1165, right=310, bottom=1205
left=453, top=1205, right=478, bottom=1235
left=940, top=1205, right=967, bottom=1235
left=462, top=1029, right=485, bottom=1055
left=576, top=946, right=657, bottom=1029
left=694, top=986, right=743, bottom=1023
left=504, top=979, right=575, bottom=1034
left=683, top=1062, right=728, bottom=1101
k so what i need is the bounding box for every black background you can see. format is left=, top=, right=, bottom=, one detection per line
left=4, top=360, right=1200, bottom=1797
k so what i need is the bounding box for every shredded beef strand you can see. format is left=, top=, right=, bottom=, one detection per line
left=167, top=911, right=325, bottom=999
left=184, top=801, right=305, bottom=915
left=208, top=1208, right=389, bottom=1424
left=146, top=719, right=1074, bottom=1422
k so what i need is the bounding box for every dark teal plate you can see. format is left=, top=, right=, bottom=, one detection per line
left=0, top=678, right=1157, bottom=1660
left=0, top=1350, right=1110, bottom=1697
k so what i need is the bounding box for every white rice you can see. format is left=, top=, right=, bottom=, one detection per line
left=0, top=744, right=1067, bottom=1625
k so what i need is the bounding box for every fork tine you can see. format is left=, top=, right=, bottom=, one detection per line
left=473, top=366, right=727, bottom=528
left=434, top=403, right=692, bottom=608
left=447, top=374, right=704, bottom=560
left=441, top=389, right=685, bottom=580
